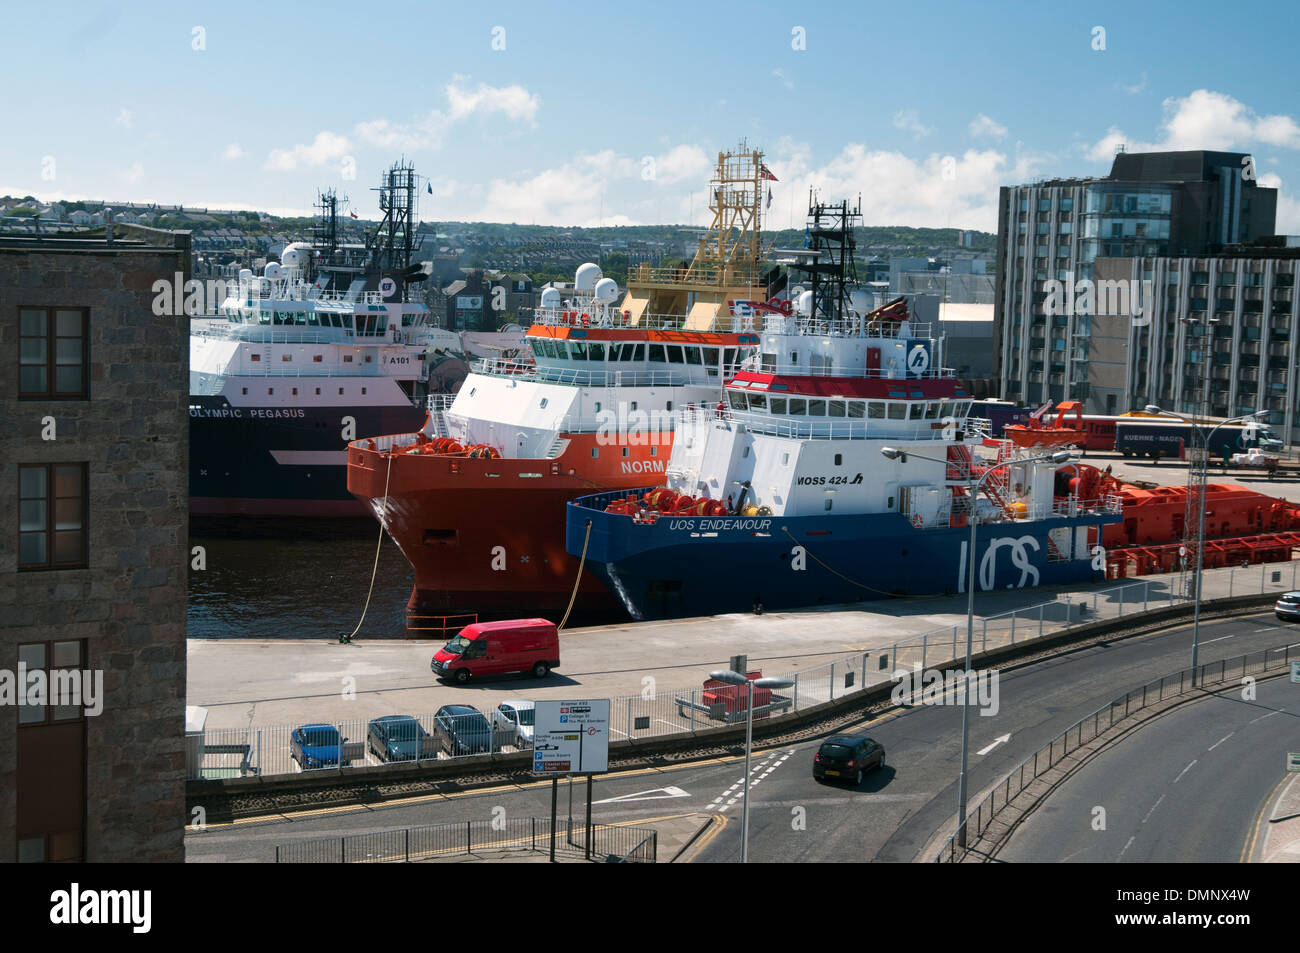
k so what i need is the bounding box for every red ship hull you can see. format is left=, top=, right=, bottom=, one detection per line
left=347, top=430, right=675, bottom=621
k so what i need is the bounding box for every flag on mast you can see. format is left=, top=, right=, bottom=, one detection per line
left=759, top=163, right=778, bottom=181
left=349, top=211, right=358, bottom=219
left=766, top=187, right=773, bottom=210
left=427, top=182, right=433, bottom=194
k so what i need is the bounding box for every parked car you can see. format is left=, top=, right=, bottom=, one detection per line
left=366, top=715, right=431, bottom=763
left=291, top=723, right=349, bottom=770
left=813, top=735, right=885, bottom=785
left=491, top=699, right=536, bottom=748
left=431, top=618, right=560, bottom=684
left=434, top=705, right=494, bottom=756
left=1276, top=591, right=1300, bottom=622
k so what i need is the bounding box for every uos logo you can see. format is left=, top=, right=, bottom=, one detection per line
left=980, top=535, right=1040, bottom=590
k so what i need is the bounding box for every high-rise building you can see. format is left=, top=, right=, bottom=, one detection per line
left=0, top=227, right=189, bottom=862
left=994, top=150, right=1278, bottom=410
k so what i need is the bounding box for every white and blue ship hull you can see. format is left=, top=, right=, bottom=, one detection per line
left=566, top=489, right=1119, bottom=620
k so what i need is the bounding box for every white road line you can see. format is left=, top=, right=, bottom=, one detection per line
left=1142, top=794, right=1166, bottom=824
left=1208, top=732, right=1234, bottom=751
left=1173, top=760, right=1197, bottom=783
left=1250, top=708, right=1284, bottom=724
left=1200, top=635, right=1235, bottom=645
left=1119, top=836, right=1136, bottom=859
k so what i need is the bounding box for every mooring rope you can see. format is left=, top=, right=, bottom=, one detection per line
left=558, top=519, right=593, bottom=631
left=341, top=448, right=395, bottom=643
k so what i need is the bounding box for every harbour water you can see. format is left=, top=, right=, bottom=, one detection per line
left=187, top=521, right=413, bottom=640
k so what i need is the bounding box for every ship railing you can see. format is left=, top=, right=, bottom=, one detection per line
left=469, top=358, right=701, bottom=389
left=426, top=394, right=457, bottom=413
left=760, top=315, right=940, bottom=340
left=749, top=362, right=959, bottom=380
left=685, top=406, right=955, bottom=442
left=532, top=306, right=766, bottom=333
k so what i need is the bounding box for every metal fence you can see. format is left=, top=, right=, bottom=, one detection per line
left=189, top=560, right=1299, bottom=781
left=274, top=817, right=657, bottom=863
left=934, top=640, right=1300, bottom=862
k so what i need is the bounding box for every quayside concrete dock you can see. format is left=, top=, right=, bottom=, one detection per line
left=187, top=559, right=1296, bottom=732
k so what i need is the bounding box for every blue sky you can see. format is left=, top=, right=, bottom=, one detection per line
left=4, top=0, right=1299, bottom=231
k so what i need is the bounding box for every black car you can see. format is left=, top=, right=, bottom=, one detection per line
left=434, top=705, right=494, bottom=757
left=1276, top=591, right=1300, bottom=622
left=813, top=735, right=885, bottom=785
left=367, top=715, right=431, bottom=763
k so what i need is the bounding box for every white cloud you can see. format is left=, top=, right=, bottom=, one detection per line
left=1086, top=89, right=1300, bottom=160
left=222, top=143, right=246, bottom=160
left=651, top=145, right=711, bottom=185
left=115, top=107, right=132, bottom=127
left=969, top=114, right=1007, bottom=139
left=264, top=131, right=351, bottom=171
left=124, top=162, right=144, bottom=184
left=1121, top=72, right=1148, bottom=95
left=354, top=78, right=540, bottom=153
left=893, top=109, right=933, bottom=138
left=772, top=68, right=794, bottom=90
left=445, top=76, right=540, bottom=124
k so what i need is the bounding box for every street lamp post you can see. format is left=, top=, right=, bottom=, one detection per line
left=881, top=443, right=1072, bottom=848
left=1143, top=405, right=1269, bottom=685
left=708, top=669, right=794, bottom=863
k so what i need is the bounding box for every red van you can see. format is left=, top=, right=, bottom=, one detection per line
left=431, top=618, right=560, bottom=684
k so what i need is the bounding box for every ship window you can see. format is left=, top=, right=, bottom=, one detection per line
left=684, top=346, right=703, bottom=365
left=869, top=402, right=886, bottom=419
left=344, top=355, right=354, bottom=363
left=588, top=342, right=605, bottom=361
left=888, top=402, right=906, bottom=420
left=292, top=387, right=298, bottom=395
left=362, top=388, right=367, bottom=395
left=769, top=397, right=786, bottom=414
left=313, top=355, right=323, bottom=362
left=790, top=350, right=799, bottom=365
left=828, top=400, right=846, bottom=418
left=834, top=453, right=842, bottom=465
left=925, top=402, right=942, bottom=419
left=909, top=403, right=924, bottom=420
left=540, top=398, right=549, bottom=409
left=315, top=388, right=320, bottom=395
left=307, top=313, right=319, bottom=326
left=824, top=499, right=833, bottom=511
left=782, top=453, right=789, bottom=466
left=649, top=344, right=667, bottom=362
left=788, top=398, right=806, bottom=415
left=622, top=448, right=629, bottom=457
left=729, top=392, right=748, bottom=410
left=250, top=353, right=261, bottom=362
left=666, top=401, right=673, bottom=411
left=241, top=387, right=247, bottom=395
left=650, top=447, right=657, bottom=456
left=808, top=399, right=827, bottom=416
left=282, top=354, right=291, bottom=361
left=887, top=496, right=895, bottom=509
left=594, top=402, right=601, bottom=412
left=630, top=401, right=637, bottom=410
left=749, top=394, right=767, bottom=411
left=530, top=340, right=542, bottom=357
left=724, top=347, right=737, bottom=368
left=339, top=388, right=344, bottom=395
left=848, top=401, right=865, bottom=418
left=591, top=448, right=599, bottom=458
left=268, top=388, right=274, bottom=395
left=570, top=342, right=588, bottom=360
left=667, top=346, right=685, bottom=364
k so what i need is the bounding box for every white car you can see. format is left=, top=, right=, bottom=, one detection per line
left=491, top=700, right=536, bottom=748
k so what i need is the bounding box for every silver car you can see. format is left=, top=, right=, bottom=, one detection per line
left=491, top=700, right=536, bottom=748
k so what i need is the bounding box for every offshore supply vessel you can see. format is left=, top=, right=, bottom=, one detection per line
left=190, top=163, right=453, bottom=518
left=346, top=143, right=784, bottom=626
left=564, top=198, right=1127, bottom=620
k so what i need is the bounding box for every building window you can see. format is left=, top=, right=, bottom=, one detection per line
left=18, top=463, right=88, bottom=570
left=19, top=308, right=89, bottom=399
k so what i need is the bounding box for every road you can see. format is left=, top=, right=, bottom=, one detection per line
left=185, top=611, right=1300, bottom=863
left=997, top=677, right=1298, bottom=863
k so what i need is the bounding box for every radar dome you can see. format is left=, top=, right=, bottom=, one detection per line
left=796, top=290, right=813, bottom=315
left=281, top=242, right=312, bottom=269
left=539, top=287, right=562, bottom=309
left=264, top=262, right=282, bottom=281
left=574, top=262, right=602, bottom=292
left=849, top=289, right=871, bottom=314
left=238, top=268, right=254, bottom=283
left=594, top=277, right=619, bottom=302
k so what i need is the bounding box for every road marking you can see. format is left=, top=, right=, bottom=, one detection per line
left=1208, top=732, right=1235, bottom=751
left=1250, top=708, right=1284, bottom=724
left=593, top=786, right=690, bottom=805
left=976, top=734, right=1012, bottom=756
left=1241, top=774, right=1293, bottom=863
left=1173, top=760, right=1197, bottom=784
left=1119, top=835, right=1136, bottom=859
left=1200, top=635, right=1235, bottom=645
left=1142, top=794, right=1166, bottom=824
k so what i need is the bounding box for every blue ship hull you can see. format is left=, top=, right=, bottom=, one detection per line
left=566, top=489, right=1119, bottom=621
